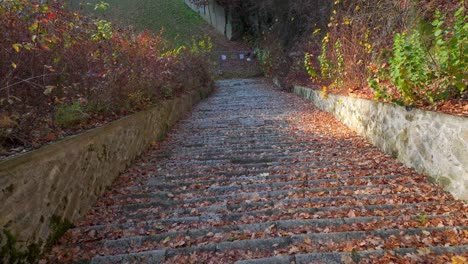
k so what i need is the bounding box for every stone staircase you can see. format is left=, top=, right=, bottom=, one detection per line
left=44, top=79, right=467, bottom=263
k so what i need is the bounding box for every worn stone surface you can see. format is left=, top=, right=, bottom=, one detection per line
left=294, top=85, right=468, bottom=201
left=43, top=79, right=467, bottom=263
left=0, top=85, right=212, bottom=250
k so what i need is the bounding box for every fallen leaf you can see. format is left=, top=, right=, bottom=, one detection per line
left=288, top=246, right=300, bottom=254
left=452, top=256, right=467, bottom=264
left=43, top=133, right=57, bottom=141
left=422, top=230, right=431, bottom=236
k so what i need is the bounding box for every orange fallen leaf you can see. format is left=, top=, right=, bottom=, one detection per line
left=452, top=256, right=467, bottom=264
left=43, top=132, right=57, bottom=141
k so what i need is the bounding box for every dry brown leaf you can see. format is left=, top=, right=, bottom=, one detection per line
left=288, top=246, right=300, bottom=254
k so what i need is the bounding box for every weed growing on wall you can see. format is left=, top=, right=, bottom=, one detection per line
left=0, top=229, right=41, bottom=264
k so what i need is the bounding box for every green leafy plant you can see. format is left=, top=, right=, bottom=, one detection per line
left=333, top=39, right=344, bottom=85
left=389, top=30, right=429, bottom=104
left=367, top=68, right=391, bottom=101
left=368, top=4, right=467, bottom=105
left=54, top=102, right=89, bottom=128
left=255, top=48, right=271, bottom=76
left=92, top=1, right=110, bottom=11
left=304, top=52, right=318, bottom=80
left=431, top=6, right=467, bottom=96
left=305, top=35, right=344, bottom=88
left=91, top=19, right=113, bottom=41
left=161, top=86, right=173, bottom=98
left=418, top=214, right=429, bottom=226
left=190, top=35, right=213, bottom=54
left=318, top=33, right=332, bottom=81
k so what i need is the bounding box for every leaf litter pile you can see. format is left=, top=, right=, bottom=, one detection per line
left=42, top=79, right=467, bottom=263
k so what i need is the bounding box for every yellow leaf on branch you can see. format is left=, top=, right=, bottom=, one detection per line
left=12, top=43, right=21, bottom=52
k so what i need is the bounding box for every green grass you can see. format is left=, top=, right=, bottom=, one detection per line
left=67, top=0, right=205, bottom=47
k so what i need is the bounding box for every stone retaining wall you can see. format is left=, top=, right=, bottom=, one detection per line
left=294, top=85, right=468, bottom=201
left=185, top=0, right=234, bottom=39
left=0, top=85, right=213, bottom=251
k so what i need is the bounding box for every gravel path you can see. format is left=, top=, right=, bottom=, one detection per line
left=44, top=79, right=468, bottom=263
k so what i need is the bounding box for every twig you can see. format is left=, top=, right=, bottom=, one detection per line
left=0, top=73, right=61, bottom=91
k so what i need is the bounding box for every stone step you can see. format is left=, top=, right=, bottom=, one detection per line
left=89, top=191, right=454, bottom=222
left=44, top=79, right=466, bottom=263
left=95, top=182, right=427, bottom=208
left=91, top=182, right=437, bottom=214
left=142, top=155, right=390, bottom=170
left=235, top=245, right=468, bottom=264
left=113, top=166, right=416, bottom=188
left=88, top=226, right=467, bottom=263
left=106, top=174, right=423, bottom=198
left=75, top=200, right=462, bottom=235
left=81, top=193, right=459, bottom=227
left=132, top=163, right=406, bottom=183
left=140, top=157, right=395, bottom=171
left=115, top=165, right=412, bottom=185
left=149, top=144, right=376, bottom=160
left=67, top=213, right=466, bottom=251
left=148, top=150, right=383, bottom=164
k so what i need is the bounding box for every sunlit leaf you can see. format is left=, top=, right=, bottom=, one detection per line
left=12, top=44, right=21, bottom=52
left=43, top=86, right=56, bottom=95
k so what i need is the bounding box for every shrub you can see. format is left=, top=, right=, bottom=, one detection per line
left=54, top=102, right=89, bottom=128
left=368, top=5, right=467, bottom=105
left=0, top=0, right=213, bottom=149
left=389, top=31, right=430, bottom=104
left=431, top=7, right=467, bottom=96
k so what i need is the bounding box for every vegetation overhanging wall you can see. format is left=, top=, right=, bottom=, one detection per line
left=0, top=84, right=213, bottom=258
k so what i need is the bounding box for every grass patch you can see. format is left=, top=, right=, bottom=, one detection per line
left=68, top=0, right=205, bottom=47
left=55, top=102, right=90, bottom=128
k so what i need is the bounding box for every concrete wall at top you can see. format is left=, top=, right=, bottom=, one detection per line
left=185, top=0, right=233, bottom=40
left=294, top=85, right=468, bottom=201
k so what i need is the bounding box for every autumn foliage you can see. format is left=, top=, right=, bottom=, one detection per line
left=0, top=0, right=212, bottom=153
left=210, top=0, right=466, bottom=110
left=306, top=0, right=467, bottom=105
